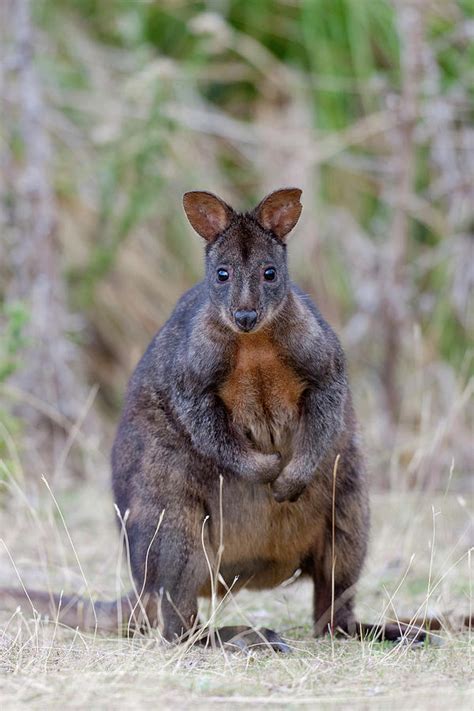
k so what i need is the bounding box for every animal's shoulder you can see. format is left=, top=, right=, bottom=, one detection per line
left=288, top=283, right=346, bottom=372
left=165, top=281, right=207, bottom=332
left=127, top=282, right=207, bottom=392
left=290, top=282, right=334, bottom=334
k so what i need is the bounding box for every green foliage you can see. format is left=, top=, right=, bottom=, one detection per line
left=0, top=302, right=29, bottom=487
left=301, top=0, right=399, bottom=128
left=30, top=0, right=472, bottom=403
left=0, top=302, right=29, bottom=383
left=74, top=100, right=170, bottom=306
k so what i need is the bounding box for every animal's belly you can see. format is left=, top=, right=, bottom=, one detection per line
left=209, top=333, right=316, bottom=592
left=204, top=477, right=326, bottom=593
left=198, top=559, right=299, bottom=597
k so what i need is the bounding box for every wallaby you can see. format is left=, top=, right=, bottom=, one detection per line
left=1, top=189, right=470, bottom=650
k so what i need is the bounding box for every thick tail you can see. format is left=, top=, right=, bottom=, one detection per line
left=2, top=588, right=471, bottom=642
left=352, top=615, right=473, bottom=642
left=0, top=586, right=146, bottom=634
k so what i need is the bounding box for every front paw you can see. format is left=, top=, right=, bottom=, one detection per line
left=243, top=452, right=282, bottom=484
left=271, top=465, right=308, bottom=503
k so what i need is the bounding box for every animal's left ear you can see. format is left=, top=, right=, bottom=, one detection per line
left=253, top=188, right=302, bottom=240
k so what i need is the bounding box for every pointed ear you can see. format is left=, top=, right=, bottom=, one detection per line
left=183, top=191, right=234, bottom=242
left=254, top=188, right=302, bottom=240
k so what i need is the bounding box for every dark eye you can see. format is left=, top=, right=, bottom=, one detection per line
left=217, top=268, right=230, bottom=282
left=263, top=267, right=277, bottom=281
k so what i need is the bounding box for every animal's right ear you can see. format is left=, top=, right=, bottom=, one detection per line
left=182, top=191, right=234, bottom=242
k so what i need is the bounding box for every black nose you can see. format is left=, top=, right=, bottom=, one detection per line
left=234, top=309, right=257, bottom=332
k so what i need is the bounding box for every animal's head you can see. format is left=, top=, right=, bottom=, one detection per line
left=183, top=188, right=302, bottom=333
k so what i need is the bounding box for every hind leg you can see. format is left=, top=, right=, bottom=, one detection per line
left=312, top=486, right=369, bottom=636
left=313, top=569, right=358, bottom=636
left=114, top=422, right=213, bottom=642
left=312, top=543, right=361, bottom=637
left=311, top=510, right=428, bottom=643
left=126, top=499, right=211, bottom=642
left=127, top=512, right=291, bottom=651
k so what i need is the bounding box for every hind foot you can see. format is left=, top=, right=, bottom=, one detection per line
left=202, top=626, right=291, bottom=653
left=348, top=621, right=430, bottom=645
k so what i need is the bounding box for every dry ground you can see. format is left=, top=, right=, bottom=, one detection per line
left=0, top=472, right=472, bottom=710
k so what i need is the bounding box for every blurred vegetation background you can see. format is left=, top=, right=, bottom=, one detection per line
left=0, top=0, right=472, bottom=493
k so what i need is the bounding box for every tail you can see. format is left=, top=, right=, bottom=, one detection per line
left=1, top=587, right=471, bottom=642
left=354, top=615, right=473, bottom=643
left=0, top=586, right=143, bottom=634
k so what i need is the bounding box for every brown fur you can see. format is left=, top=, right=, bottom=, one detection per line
left=219, top=329, right=304, bottom=457
left=1, top=188, right=471, bottom=649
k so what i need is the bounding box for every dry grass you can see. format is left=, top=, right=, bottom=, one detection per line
left=0, top=2, right=472, bottom=707
left=0, top=466, right=472, bottom=709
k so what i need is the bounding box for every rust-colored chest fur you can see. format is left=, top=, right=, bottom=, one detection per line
left=219, top=331, right=305, bottom=456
